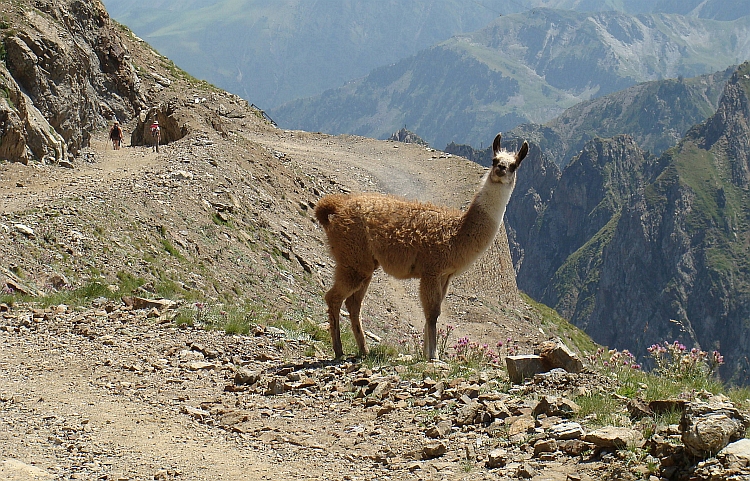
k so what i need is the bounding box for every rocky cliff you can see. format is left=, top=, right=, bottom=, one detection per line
left=0, top=0, right=146, bottom=164
left=510, top=63, right=750, bottom=383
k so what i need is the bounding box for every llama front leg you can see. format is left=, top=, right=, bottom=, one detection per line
left=420, top=275, right=451, bottom=360
left=345, top=275, right=372, bottom=357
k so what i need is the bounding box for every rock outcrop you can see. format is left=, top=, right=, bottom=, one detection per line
left=0, top=0, right=146, bottom=163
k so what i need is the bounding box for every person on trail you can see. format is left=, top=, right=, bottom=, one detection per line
left=109, top=121, right=123, bottom=150
left=150, top=120, right=161, bottom=153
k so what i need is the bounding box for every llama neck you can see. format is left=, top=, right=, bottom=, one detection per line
left=465, top=172, right=516, bottom=227
left=449, top=172, right=516, bottom=271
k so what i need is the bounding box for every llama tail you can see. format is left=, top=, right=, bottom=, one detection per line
left=314, top=195, right=339, bottom=227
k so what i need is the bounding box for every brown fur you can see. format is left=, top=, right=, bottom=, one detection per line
left=315, top=133, right=528, bottom=360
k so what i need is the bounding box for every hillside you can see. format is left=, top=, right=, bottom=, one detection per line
left=273, top=9, right=750, bottom=149
left=503, top=62, right=750, bottom=385
left=2, top=2, right=750, bottom=480
left=447, top=67, right=733, bottom=168
left=101, top=0, right=516, bottom=110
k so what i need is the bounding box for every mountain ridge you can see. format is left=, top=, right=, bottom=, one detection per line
left=273, top=8, right=750, bottom=149
left=506, top=62, right=750, bottom=383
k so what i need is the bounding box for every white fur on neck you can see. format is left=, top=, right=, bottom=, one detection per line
left=472, top=168, right=516, bottom=225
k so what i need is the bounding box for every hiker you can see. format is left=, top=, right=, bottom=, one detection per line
left=109, top=121, right=123, bottom=150
left=150, top=120, right=161, bottom=152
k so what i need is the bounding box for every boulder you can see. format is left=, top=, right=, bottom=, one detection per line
left=533, top=395, right=581, bottom=418
left=583, top=426, right=645, bottom=449
left=506, top=354, right=545, bottom=384
left=680, top=401, right=750, bottom=458
left=537, top=339, right=584, bottom=373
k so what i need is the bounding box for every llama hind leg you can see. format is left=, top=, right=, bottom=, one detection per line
left=325, top=267, right=372, bottom=359
left=345, top=275, right=372, bottom=357
left=420, top=275, right=452, bottom=360
left=324, top=287, right=347, bottom=359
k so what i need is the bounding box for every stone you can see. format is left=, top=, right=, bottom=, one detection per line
left=376, top=402, right=395, bottom=417
left=649, top=399, right=687, bottom=414
left=455, top=401, right=481, bottom=426
left=719, top=437, right=750, bottom=464
left=559, top=439, right=594, bottom=456
left=486, top=400, right=512, bottom=420
left=515, top=463, right=535, bottom=478
left=425, top=420, right=452, bottom=439
left=1, top=459, right=53, bottom=479
left=181, top=405, right=209, bottom=420
left=264, top=377, right=286, bottom=396
left=130, top=297, right=175, bottom=311
left=533, top=438, right=558, bottom=457
left=506, top=355, right=545, bottom=384
left=583, top=426, right=645, bottom=449
left=422, top=441, right=447, bottom=459
left=486, top=448, right=508, bottom=468
left=13, top=224, right=35, bottom=237
left=681, top=401, right=750, bottom=458
left=627, top=398, right=653, bottom=419
left=550, top=421, right=585, bottom=440
left=533, top=396, right=581, bottom=418
left=187, top=361, right=217, bottom=370
left=371, top=380, right=391, bottom=400
left=537, top=339, right=584, bottom=373
left=508, top=415, right=536, bottom=436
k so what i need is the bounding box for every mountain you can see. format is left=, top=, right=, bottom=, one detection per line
left=449, top=67, right=733, bottom=168
left=508, top=62, right=750, bottom=383
left=101, top=0, right=521, bottom=110
left=102, top=0, right=750, bottom=115
left=272, top=8, right=750, bottom=150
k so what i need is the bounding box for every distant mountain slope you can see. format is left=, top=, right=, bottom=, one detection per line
left=103, top=0, right=750, bottom=113
left=508, top=62, right=750, bottom=384
left=273, top=9, right=750, bottom=149
left=508, top=67, right=734, bottom=167
left=102, top=0, right=518, bottom=110
left=448, top=68, right=733, bottom=168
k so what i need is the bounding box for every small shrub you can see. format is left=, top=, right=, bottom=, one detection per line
left=160, top=239, right=184, bottom=259
left=647, top=340, right=724, bottom=382
left=451, top=336, right=500, bottom=366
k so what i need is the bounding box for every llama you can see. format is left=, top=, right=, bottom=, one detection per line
left=315, top=133, right=528, bottom=360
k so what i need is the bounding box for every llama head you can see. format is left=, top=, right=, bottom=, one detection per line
left=490, top=133, right=528, bottom=185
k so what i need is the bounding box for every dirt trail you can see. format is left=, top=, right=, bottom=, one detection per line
left=1, top=137, right=160, bottom=215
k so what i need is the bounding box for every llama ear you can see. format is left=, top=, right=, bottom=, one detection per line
left=492, top=133, right=502, bottom=156
left=515, top=141, right=529, bottom=166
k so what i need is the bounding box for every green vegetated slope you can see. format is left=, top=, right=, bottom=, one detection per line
left=511, top=68, right=734, bottom=167
left=508, top=62, right=750, bottom=384
left=273, top=8, right=750, bottom=149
